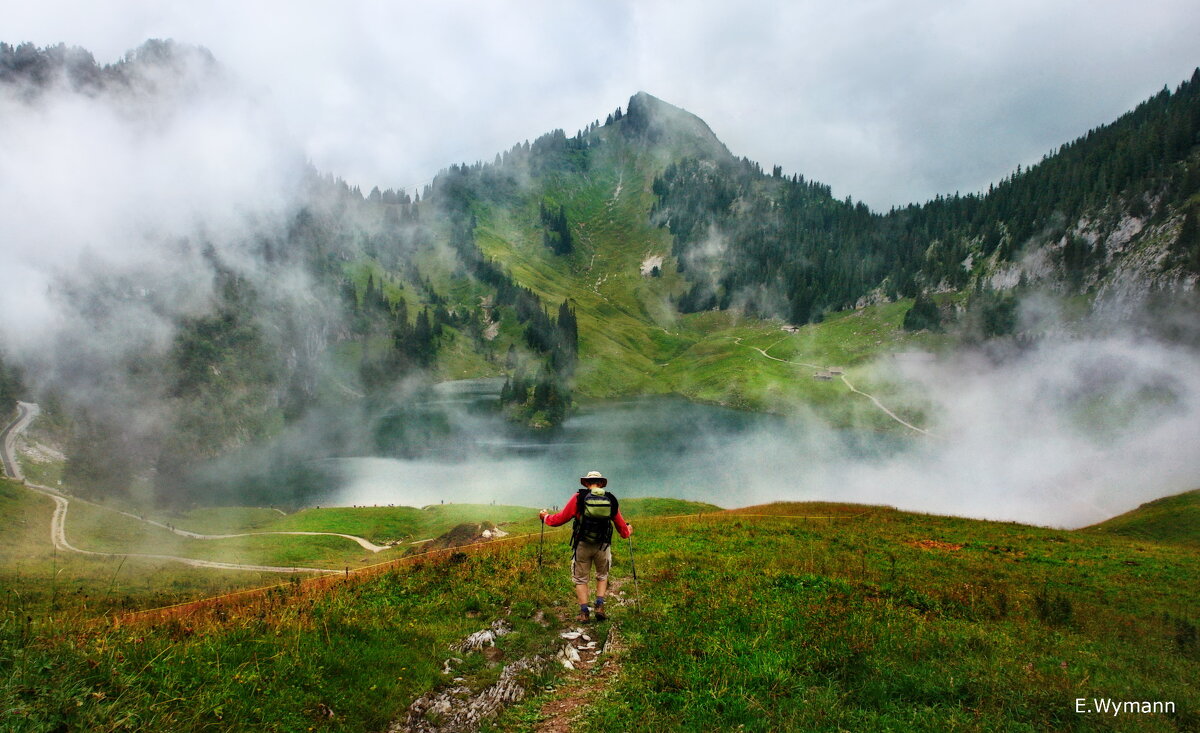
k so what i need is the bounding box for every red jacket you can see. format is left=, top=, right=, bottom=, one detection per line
left=543, top=491, right=631, bottom=539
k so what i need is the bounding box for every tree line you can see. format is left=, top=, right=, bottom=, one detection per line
left=654, top=68, right=1200, bottom=325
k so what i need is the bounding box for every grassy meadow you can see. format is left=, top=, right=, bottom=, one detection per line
left=0, top=477, right=719, bottom=615
left=576, top=506, right=1198, bottom=731
left=0, top=479, right=288, bottom=616
left=1086, top=490, right=1199, bottom=547
left=1, top=485, right=1195, bottom=731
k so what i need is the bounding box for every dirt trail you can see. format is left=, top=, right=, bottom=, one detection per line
left=30, top=483, right=337, bottom=573
left=730, top=336, right=933, bottom=436
left=839, top=374, right=933, bottom=437
left=731, top=336, right=823, bottom=369
left=533, top=584, right=628, bottom=732
left=392, top=574, right=630, bottom=732
left=0, top=401, right=39, bottom=480
left=1, top=405, right=356, bottom=574
left=112, top=514, right=391, bottom=553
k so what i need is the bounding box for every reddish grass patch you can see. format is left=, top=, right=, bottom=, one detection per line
left=906, top=539, right=964, bottom=552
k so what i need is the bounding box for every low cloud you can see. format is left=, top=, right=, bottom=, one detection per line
left=336, top=301, right=1199, bottom=529
left=7, top=2, right=1200, bottom=209
left=819, top=332, right=1198, bottom=527
left=0, top=44, right=307, bottom=360
left=0, top=43, right=348, bottom=503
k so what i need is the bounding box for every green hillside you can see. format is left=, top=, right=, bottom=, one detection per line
left=0, top=478, right=286, bottom=613
left=1086, top=489, right=1200, bottom=546
left=438, top=96, right=944, bottom=424
left=0, top=478, right=723, bottom=613
left=3, top=499, right=1195, bottom=730
left=571, top=505, right=1198, bottom=731
left=5, top=43, right=1200, bottom=509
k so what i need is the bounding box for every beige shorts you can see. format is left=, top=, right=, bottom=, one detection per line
left=572, top=541, right=612, bottom=585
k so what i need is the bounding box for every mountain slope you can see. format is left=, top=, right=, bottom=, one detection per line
left=425, top=92, right=934, bottom=411
left=1086, top=488, right=1200, bottom=546
left=4, top=40, right=1199, bottom=507
left=652, top=69, right=1200, bottom=327
left=4, top=500, right=1196, bottom=730
left=426, top=72, right=1200, bottom=405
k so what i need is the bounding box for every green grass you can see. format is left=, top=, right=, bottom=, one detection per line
left=146, top=506, right=289, bottom=534
left=577, top=506, right=1198, bottom=731
left=1, top=542, right=573, bottom=731
left=459, top=132, right=944, bottom=430
left=256, top=505, right=426, bottom=542
left=0, top=482, right=724, bottom=619
left=433, top=324, right=504, bottom=381
left=1086, top=489, right=1199, bottom=546
left=619, top=497, right=721, bottom=518
left=0, top=479, right=287, bottom=615
left=18, top=456, right=64, bottom=488
left=3, top=492, right=1195, bottom=730
left=637, top=303, right=937, bottom=428
left=61, top=500, right=384, bottom=571
left=264, top=503, right=536, bottom=543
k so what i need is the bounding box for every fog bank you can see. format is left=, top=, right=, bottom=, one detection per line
left=335, top=326, right=1199, bottom=529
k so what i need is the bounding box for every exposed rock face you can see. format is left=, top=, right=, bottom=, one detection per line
left=395, top=655, right=546, bottom=733
left=977, top=200, right=1196, bottom=325
left=395, top=617, right=540, bottom=733
left=453, top=619, right=513, bottom=653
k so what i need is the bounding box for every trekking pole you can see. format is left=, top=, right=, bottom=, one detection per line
left=627, top=534, right=641, bottom=612
left=538, top=516, right=545, bottom=569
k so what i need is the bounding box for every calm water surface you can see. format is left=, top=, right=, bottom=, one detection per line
left=327, top=379, right=906, bottom=510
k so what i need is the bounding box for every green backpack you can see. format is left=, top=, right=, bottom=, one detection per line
left=571, top=488, right=619, bottom=547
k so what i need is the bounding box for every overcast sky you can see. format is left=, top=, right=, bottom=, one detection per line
left=7, top=0, right=1199, bottom=210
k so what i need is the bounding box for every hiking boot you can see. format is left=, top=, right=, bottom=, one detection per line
left=594, top=606, right=607, bottom=622
left=576, top=609, right=591, bottom=623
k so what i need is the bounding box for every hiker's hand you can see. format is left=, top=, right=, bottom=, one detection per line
left=626, top=523, right=633, bottom=533
left=538, top=510, right=548, bottom=521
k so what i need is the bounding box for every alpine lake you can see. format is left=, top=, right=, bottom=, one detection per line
left=325, top=379, right=908, bottom=512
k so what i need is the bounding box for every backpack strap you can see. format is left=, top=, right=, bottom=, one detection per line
left=569, top=488, right=588, bottom=547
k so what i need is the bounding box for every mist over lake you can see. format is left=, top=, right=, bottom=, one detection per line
left=327, top=326, right=1200, bottom=531
left=327, top=379, right=907, bottom=511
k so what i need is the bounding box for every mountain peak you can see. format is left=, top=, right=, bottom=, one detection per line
left=620, top=91, right=731, bottom=160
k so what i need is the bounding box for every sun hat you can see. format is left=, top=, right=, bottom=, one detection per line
left=580, top=470, right=608, bottom=488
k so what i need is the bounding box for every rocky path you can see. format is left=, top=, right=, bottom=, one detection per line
left=610, top=173, right=623, bottom=205
left=392, top=582, right=631, bottom=732
left=532, top=584, right=629, bottom=732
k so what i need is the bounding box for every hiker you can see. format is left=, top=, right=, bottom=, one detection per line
left=539, top=470, right=632, bottom=623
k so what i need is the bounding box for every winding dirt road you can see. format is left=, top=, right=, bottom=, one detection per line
left=838, top=374, right=932, bottom=436
left=1, top=404, right=385, bottom=574
left=735, top=336, right=823, bottom=369
left=108, top=511, right=390, bottom=553
left=31, top=483, right=339, bottom=573
left=0, top=401, right=38, bottom=480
